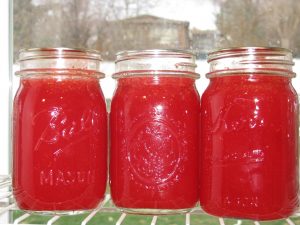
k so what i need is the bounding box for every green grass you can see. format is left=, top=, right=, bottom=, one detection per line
left=12, top=211, right=300, bottom=225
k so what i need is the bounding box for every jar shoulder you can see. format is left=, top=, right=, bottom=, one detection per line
left=202, top=76, right=297, bottom=100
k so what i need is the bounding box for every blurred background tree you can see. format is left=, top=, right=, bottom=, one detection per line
left=13, top=0, right=158, bottom=60
left=13, top=0, right=300, bottom=60
left=215, top=0, right=268, bottom=47
left=13, top=0, right=46, bottom=58
left=215, top=0, right=300, bottom=55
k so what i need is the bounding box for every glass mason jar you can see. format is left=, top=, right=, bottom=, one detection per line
left=200, top=47, right=299, bottom=220
left=13, top=48, right=108, bottom=214
left=110, top=49, right=200, bottom=215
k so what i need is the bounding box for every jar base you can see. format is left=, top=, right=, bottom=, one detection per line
left=22, top=209, right=92, bottom=216
left=201, top=206, right=296, bottom=221
left=118, top=207, right=192, bottom=215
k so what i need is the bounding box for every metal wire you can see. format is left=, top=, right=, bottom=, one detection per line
left=286, top=218, right=296, bottom=225
left=0, top=176, right=299, bottom=225
left=116, top=213, right=126, bottom=225
left=81, top=194, right=111, bottom=225
left=234, top=220, right=242, bottom=225
left=0, top=203, right=15, bottom=215
left=150, top=216, right=158, bottom=225
left=219, top=218, right=226, bottom=225
left=185, top=213, right=190, bottom=225
left=13, top=213, right=30, bottom=224
left=0, top=181, right=11, bottom=189
left=46, top=216, right=60, bottom=225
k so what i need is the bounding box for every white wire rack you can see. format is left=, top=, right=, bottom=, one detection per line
left=1, top=175, right=300, bottom=225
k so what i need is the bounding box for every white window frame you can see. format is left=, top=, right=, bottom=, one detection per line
left=0, top=0, right=10, bottom=176
left=0, top=1, right=11, bottom=223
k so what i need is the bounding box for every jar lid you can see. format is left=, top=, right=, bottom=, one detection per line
left=16, top=47, right=105, bottom=78
left=207, top=47, right=296, bottom=78
left=113, top=49, right=200, bottom=79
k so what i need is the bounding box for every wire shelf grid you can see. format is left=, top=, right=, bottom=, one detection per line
left=1, top=176, right=299, bottom=225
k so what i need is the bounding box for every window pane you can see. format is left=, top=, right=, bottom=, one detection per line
left=13, top=0, right=300, bottom=94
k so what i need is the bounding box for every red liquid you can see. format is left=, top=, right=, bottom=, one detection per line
left=200, top=75, right=299, bottom=220
left=13, top=76, right=107, bottom=212
left=110, top=76, right=200, bottom=211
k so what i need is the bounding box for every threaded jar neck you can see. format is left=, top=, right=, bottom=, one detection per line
left=16, top=47, right=105, bottom=78
left=207, top=47, right=296, bottom=78
left=113, top=49, right=200, bottom=79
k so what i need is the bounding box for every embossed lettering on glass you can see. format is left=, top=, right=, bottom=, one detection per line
left=13, top=48, right=108, bottom=215
left=110, top=49, right=200, bottom=215
left=200, top=47, right=299, bottom=220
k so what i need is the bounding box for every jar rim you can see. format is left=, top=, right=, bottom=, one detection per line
left=116, top=49, right=196, bottom=63
left=18, top=47, right=102, bottom=62
left=17, top=47, right=104, bottom=78
left=112, top=70, right=200, bottom=79
left=207, top=46, right=293, bottom=63
left=113, top=49, right=199, bottom=79
left=207, top=46, right=295, bottom=78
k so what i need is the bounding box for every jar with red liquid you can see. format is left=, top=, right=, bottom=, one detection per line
left=13, top=48, right=107, bottom=214
left=110, top=50, right=200, bottom=214
left=200, top=47, right=299, bottom=220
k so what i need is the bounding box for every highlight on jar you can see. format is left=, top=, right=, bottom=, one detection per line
left=12, top=48, right=108, bottom=215
left=200, top=47, right=299, bottom=221
left=109, top=49, right=201, bottom=215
